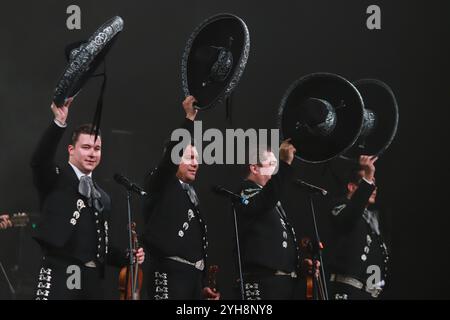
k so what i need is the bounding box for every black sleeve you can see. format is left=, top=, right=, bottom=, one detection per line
left=331, top=180, right=376, bottom=229
left=107, top=246, right=128, bottom=268
left=236, top=161, right=293, bottom=217
left=202, top=270, right=208, bottom=290
left=144, top=118, right=195, bottom=193
left=30, top=122, right=66, bottom=199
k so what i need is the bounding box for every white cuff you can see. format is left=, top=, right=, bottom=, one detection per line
left=54, top=119, right=67, bottom=128
left=362, top=177, right=374, bottom=185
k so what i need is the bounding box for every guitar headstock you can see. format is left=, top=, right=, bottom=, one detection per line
left=10, top=212, right=30, bottom=227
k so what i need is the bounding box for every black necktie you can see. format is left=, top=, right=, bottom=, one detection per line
left=181, top=183, right=199, bottom=208
left=78, top=175, right=103, bottom=212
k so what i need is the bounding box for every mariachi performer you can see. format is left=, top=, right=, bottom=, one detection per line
left=278, top=74, right=398, bottom=300
left=142, top=13, right=250, bottom=300
left=327, top=79, right=398, bottom=300
left=32, top=16, right=144, bottom=300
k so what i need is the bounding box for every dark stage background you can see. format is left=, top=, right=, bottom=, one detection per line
left=0, top=0, right=449, bottom=299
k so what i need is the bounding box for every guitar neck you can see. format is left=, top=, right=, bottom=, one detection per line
left=10, top=213, right=30, bottom=227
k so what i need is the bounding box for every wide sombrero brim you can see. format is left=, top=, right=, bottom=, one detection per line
left=341, top=78, right=399, bottom=160
left=53, top=16, right=124, bottom=107
left=278, top=72, right=365, bottom=163
left=181, top=13, right=250, bottom=110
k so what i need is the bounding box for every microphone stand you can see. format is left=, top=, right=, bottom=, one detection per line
left=295, top=180, right=329, bottom=300
left=0, top=261, right=15, bottom=299
left=231, top=202, right=245, bottom=300
left=308, top=194, right=329, bottom=300
left=126, top=190, right=136, bottom=298
left=212, top=186, right=247, bottom=299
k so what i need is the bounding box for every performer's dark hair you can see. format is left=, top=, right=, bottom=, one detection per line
left=70, top=124, right=101, bottom=145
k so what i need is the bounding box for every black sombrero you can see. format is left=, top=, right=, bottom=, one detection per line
left=53, top=16, right=124, bottom=137
left=341, top=78, right=399, bottom=160
left=181, top=13, right=250, bottom=110
left=278, top=73, right=365, bottom=163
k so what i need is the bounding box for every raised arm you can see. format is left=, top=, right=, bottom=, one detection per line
left=144, top=96, right=198, bottom=193
left=30, top=98, right=73, bottom=198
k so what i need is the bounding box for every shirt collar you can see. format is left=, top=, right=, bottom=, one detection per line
left=179, top=179, right=194, bottom=187
left=246, top=179, right=263, bottom=189
left=68, top=162, right=92, bottom=181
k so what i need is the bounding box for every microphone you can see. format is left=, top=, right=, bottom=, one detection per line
left=212, top=185, right=249, bottom=205
left=294, top=179, right=328, bottom=196
left=113, top=174, right=147, bottom=196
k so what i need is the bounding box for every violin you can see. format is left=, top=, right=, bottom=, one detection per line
left=119, top=222, right=143, bottom=300
left=300, top=237, right=326, bottom=300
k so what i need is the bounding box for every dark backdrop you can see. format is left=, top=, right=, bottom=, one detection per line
left=0, top=0, right=449, bottom=299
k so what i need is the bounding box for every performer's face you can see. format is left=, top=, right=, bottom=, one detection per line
left=177, top=145, right=199, bottom=183
left=68, top=134, right=102, bottom=174
left=249, top=151, right=278, bottom=187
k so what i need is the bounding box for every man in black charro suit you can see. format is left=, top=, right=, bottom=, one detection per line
left=329, top=155, right=390, bottom=300
left=143, top=96, right=219, bottom=300
left=31, top=98, right=144, bottom=300
left=234, top=141, right=318, bottom=300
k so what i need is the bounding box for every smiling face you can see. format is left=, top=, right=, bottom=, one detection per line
left=176, top=144, right=199, bottom=183
left=68, top=133, right=102, bottom=175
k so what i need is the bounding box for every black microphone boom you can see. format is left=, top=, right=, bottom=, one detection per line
left=114, top=174, right=147, bottom=196
left=212, top=185, right=249, bottom=205
left=294, top=179, right=328, bottom=196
